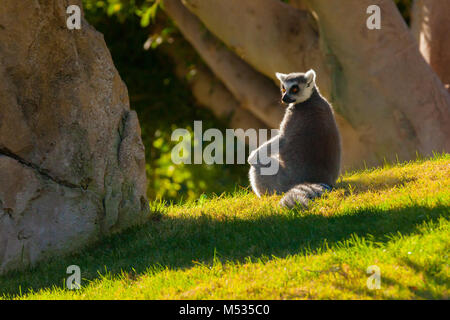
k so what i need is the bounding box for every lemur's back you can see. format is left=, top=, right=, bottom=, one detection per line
left=279, top=89, right=341, bottom=186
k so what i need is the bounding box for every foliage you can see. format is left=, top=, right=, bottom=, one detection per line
left=1, top=154, right=449, bottom=299
left=83, top=0, right=161, bottom=26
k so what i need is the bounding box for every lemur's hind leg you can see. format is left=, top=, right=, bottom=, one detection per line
left=249, top=157, right=288, bottom=197
left=248, top=134, right=288, bottom=197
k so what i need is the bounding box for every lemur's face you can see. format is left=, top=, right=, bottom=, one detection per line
left=276, top=70, right=316, bottom=105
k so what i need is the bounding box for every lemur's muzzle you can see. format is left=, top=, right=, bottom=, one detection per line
left=282, top=95, right=295, bottom=104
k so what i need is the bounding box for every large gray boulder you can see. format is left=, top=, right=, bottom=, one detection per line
left=0, top=0, right=149, bottom=273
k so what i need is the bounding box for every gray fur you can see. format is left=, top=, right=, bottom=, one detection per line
left=248, top=69, right=341, bottom=208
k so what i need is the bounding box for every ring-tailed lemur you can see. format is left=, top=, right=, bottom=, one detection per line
left=248, top=69, right=341, bottom=208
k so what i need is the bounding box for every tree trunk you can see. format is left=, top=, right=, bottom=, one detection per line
left=163, top=0, right=286, bottom=130
left=289, top=0, right=310, bottom=11
left=181, top=0, right=330, bottom=94
left=411, top=0, right=450, bottom=89
left=307, top=0, right=450, bottom=159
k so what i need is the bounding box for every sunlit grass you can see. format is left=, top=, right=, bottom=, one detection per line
left=1, top=154, right=449, bottom=299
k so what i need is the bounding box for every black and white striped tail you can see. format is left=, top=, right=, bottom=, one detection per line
left=279, top=183, right=332, bottom=208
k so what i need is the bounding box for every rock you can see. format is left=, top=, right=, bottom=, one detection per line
left=0, top=0, right=149, bottom=274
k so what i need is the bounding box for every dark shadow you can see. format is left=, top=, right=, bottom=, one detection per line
left=0, top=203, right=446, bottom=297
left=332, top=258, right=449, bottom=300
left=334, top=174, right=417, bottom=195
left=390, top=257, right=449, bottom=299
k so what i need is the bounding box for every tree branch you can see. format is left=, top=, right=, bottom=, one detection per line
left=163, top=0, right=284, bottom=128
left=181, top=0, right=330, bottom=96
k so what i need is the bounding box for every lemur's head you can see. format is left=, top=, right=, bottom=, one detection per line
left=275, top=69, right=316, bottom=105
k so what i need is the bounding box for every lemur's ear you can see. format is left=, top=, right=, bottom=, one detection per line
left=305, top=69, right=316, bottom=85
left=275, top=72, right=287, bottom=82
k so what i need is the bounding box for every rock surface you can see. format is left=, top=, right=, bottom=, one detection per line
left=0, top=0, right=149, bottom=273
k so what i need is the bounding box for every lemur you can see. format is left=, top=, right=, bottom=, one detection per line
left=248, top=69, right=341, bottom=208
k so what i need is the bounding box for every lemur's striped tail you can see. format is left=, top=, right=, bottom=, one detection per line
left=279, top=183, right=332, bottom=208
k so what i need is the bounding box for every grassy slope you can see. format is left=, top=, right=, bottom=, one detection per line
left=1, top=154, right=449, bottom=299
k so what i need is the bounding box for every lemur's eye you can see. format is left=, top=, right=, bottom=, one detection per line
left=290, top=85, right=299, bottom=94
left=281, top=87, right=286, bottom=93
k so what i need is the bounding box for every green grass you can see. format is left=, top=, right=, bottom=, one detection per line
left=1, top=154, right=449, bottom=299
